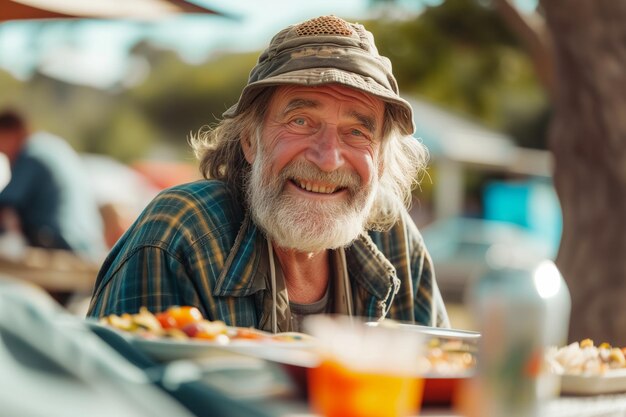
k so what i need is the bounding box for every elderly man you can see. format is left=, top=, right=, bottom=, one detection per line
left=88, top=16, right=449, bottom=332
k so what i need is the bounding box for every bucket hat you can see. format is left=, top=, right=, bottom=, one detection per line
left=223, top=15, right=415, bottom=135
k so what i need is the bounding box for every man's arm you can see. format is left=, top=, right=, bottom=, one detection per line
left=87, top=181, right=244, bottom=320
left=87, top=244, right=202, bottom=318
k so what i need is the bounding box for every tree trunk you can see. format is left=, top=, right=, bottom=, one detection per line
left=540, top=0, right=626, bottom=345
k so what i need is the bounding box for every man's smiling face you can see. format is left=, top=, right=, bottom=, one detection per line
left=242, top=84, right=386, bottom=252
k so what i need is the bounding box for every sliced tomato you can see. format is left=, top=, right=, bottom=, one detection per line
left=156, top=311, right=177, bottom=329
left=156, top=306, right=204, bottom=329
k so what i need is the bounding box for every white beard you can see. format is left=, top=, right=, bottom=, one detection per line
left=246, top=151, right=378, bottom=253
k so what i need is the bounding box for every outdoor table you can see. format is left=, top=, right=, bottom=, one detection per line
left=253, top=391, right=626, bottom=417
left=0, top=247, right=99, bottom=292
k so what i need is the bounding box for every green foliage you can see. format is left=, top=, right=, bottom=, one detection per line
left=0, top=71, right=24, bottom=109
left=81, top=103, right=157, bottom=162
left=0, top=51, right=257, bottom=162
left=130, top=50, right=257, bottom=145
left=366, top=0, right=549, bottom=147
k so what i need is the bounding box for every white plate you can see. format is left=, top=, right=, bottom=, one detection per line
left=561, top=369, right=626, bottom=395
left=87, top=319, right=316, bottom=363
left=129, top=335, right=316, bottom=363
left=365, top=322, right=481, bottom=341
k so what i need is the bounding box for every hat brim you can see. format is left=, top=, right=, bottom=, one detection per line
left=223, top=68, right=415, bottom=136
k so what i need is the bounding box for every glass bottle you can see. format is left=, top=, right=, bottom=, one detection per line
left=466, top=247, right=570, bottom=417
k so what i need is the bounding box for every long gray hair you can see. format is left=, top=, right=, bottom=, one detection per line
left=189, top=87, right=428, bottom=231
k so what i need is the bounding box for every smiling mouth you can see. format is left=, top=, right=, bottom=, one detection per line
left=291, top=178, right=345, bottom=194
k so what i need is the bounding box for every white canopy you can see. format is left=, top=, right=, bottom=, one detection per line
left=410, top=97, right=552, bottom=176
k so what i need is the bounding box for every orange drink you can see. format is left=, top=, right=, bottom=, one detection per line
left=308, top=358, right=424, bottom=417
left=304, top=315, right=427, bottom=417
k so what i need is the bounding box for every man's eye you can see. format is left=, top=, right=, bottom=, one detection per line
left=351, top=129, right=364, bottom=136
left=292, top=118, right=307, bottom=126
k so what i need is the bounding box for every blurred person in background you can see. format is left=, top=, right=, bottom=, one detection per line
left=88, top=16, right=449, bottom=332
left=0, top=109, right=108, bottom=302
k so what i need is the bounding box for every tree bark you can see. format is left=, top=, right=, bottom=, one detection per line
left=540, top=0, right=626, bottom=345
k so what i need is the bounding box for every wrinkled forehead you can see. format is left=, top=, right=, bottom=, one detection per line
left=269, top=84, right=386, bottom=121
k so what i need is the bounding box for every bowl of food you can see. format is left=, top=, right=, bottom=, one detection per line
left=276, top=319, right=480, bottom=409
left=366, top=321, right=479, bottom=406
left=547, top=338, right=626, bottom=395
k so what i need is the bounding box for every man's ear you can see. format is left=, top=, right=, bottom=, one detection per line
left=240, top=132, right=257, bottom=164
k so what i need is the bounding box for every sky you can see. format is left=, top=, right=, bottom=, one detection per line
left=0, top=0, right=536, bottom=89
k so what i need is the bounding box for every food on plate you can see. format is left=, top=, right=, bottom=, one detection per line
left=272, top=332, right=316, bottom=343
left=363, top=320, right=478, bottom=377
left=156, top=306, right=203, bottom=329
left=423, top=337, right=477, bottom=376
left=99, top=306, right=226, bottom=341
left=546, top=338, right=626, bottom=375
left=101, top=307, right=165, bottom=334
left=99, top=306, right=307, bottom=344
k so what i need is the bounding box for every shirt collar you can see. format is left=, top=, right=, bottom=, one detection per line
left=213, top=214, right=269, bottom=297
left=345, top=233, right=400, bottom=301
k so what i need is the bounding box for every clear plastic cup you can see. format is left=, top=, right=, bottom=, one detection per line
left=305, top=316, right=426, bottom=417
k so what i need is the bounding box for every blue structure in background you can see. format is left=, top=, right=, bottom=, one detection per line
left=483, top=178, right=562, bottom=257
left=421, top=178, right=562, bottom=302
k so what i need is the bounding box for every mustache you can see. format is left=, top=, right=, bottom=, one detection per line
left=277, top=160, right=360, bottom=190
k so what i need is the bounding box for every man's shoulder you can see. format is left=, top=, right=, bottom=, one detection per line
left=109, top=180, right=244, bottom=260
left=20, top=132, right=85, bottom=180
left=365, top=210, right=428, bottom=264
left=138, top=179, right=244, bottom=233
left=153, top=180, right=240, bottom=212
left=26, top=132, right=75, bottom=158
left=368, top=210, right=425, bottom=243
left=162, top=179, right=231, bottom=194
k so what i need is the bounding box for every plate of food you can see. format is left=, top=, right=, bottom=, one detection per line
left=96, top=306, right=316, bottom=362
left=365, top=321, right=481, bottom=341
left=547, top=338, right=626, bottom=395
left=275, top=320, right=479, bottom=404
left=364, top=320, right=478, bottom=404
left=420, top=335, right=477, bottom=405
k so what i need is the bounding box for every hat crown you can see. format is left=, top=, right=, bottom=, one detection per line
left=293, top=15, right=355, bottom=37
left=260, top=15, right=382, bottom=72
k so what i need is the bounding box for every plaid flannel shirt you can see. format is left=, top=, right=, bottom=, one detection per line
left=87, top=180, right=449, bottom=329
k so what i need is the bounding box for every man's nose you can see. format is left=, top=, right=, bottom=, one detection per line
left=305, top=127, right=344, bottom=172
